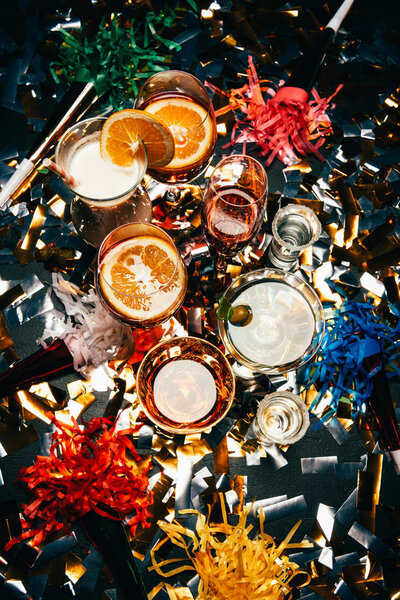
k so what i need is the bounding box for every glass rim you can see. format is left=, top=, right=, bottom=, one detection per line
left=55, top=116, right=148, bottom=203
left=98, top=222, right=180, bottom=300
left=217, top=267, right=325, bottom=374
left=136, top=70, right=214, bottom=138
left=208, top=154, right=268, bottom=207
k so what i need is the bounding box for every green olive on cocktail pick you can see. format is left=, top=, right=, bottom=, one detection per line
left=216, top=297, right=252, bottom=327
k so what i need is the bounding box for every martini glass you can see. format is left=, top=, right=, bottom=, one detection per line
left=217, top=268, right=325, bottom=374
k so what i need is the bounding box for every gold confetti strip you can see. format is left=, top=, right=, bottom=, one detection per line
left=29, top=382, right=66, bottom=408
left=149, top=582, right=194, bottom=600
left=67, top=379, right=92, bottom=399
left=213, top=436, right=229, bottom=475
left=177, top=439, right=211, bottom=464
left=20, top=204, right=47, bottom=252
left=16, top=391, right=53, bottom=424
left=357, top=453, right=383, bottom=534
left=65, top=553, right=87, bottom=584
left=0, top=313, right=18, bottom=364
left=0, top=421, right=38, bottom=456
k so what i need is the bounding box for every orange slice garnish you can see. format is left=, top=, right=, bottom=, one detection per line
left=100, top=236, right=178, bottom=318
left=143, top=97, right=214, bottom=169
left=100, top=109, right=175, bottom=168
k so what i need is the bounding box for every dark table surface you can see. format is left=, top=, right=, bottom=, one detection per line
left=1, top=1, right=400, bottom=599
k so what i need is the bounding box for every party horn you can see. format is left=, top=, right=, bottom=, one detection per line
left=0, top=81, right=100, bottom=209
left=0, top=338, right=74, bottom=396
left=273, top=0, right=354, bottom=104
left=363, top=352, right=400, bottom=475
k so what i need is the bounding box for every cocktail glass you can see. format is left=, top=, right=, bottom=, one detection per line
left=55, top=116, right=152, bottom=248
left=96, top=222, right=187, bottom=330
left=135, top=70, right=217, bottom=206
left=136, top=336, right=235, bottom=434
left=218, top=268, right=325, bottom=374
left=201, top=155, right=268, bottom=272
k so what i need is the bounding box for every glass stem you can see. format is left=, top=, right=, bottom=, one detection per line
left=215, top=255, right=227, bottom=272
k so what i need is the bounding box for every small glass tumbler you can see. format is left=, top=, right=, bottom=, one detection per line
left=252, top=391, right=309, bottom=445
left=55, top=116, right=152, bottom=248
left=136, top=336, right=235, bottom=434
left=267, top=204, right=321, bottom=271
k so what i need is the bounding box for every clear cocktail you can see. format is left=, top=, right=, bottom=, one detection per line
left=218, top=268, right=325, bottom=374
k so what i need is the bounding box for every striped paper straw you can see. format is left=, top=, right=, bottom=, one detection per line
left=42, top=158, right=78, bottom=187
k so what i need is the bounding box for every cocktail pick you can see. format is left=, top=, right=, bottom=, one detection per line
left=216, top=296, right=253, bottom=327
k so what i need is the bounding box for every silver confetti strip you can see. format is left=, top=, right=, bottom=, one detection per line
left=318, top=546, right=334, bottom=569
left=301, top=456, right=338, bottom=474
left=246, top=494, right=288, bottom=510
left=3, top=292, right=53, bottom=326
left=175, top=455, right=193, bottom=517
left=261, top=442, right=288, bottom=470
left=335, top=488, right=358, bottom=527
left=33, top=534, right=79, bottom=569
left=334, top=461, right=365, bottom=479
left=0, top=273, right=44, bottom=298
left=258, top=495, right=307, bottom=523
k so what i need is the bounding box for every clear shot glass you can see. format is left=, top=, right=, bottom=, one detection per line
left=267, top=204, right=321, bottom=271
left=252, top=391, right=310, bottom=445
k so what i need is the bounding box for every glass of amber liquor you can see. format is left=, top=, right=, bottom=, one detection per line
left=135, top=70, right=217, bottom=190
left=96, top=222, right=188, bottom=329
left=136, top=337, right=235, bottom=434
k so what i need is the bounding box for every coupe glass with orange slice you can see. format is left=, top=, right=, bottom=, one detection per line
left=99, top=70, right=217, bottom=209
left=55, top=116, right=152, bottom=248
left=134, top=71, right=217, bottom=183
left=96, top=222, right=188, bottom=329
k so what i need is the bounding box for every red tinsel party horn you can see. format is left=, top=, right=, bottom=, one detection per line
left=274, top=0, right=354, bottom=104
left=0, top=338, right=74, bottom=396
left=363, top=352, right=400, bottom=475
